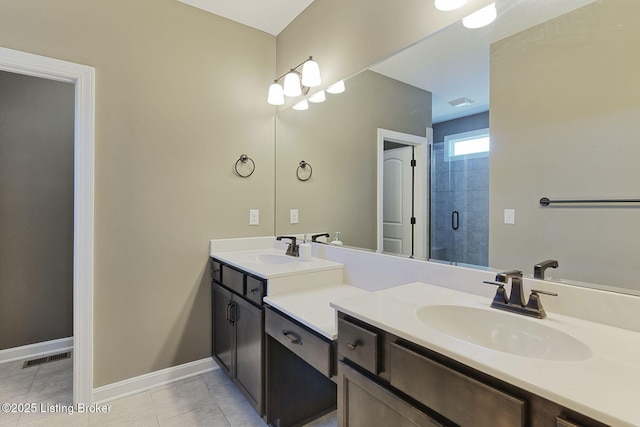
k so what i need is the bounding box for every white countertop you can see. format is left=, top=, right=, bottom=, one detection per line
left=330, top=282, right=640, bottom=427
left=264, top=284, right=370, bottom=340
left=210, top=247, right=343, bottom=279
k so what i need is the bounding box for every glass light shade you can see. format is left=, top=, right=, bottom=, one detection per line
left=463, top=3, right=497, bottom=29
left=292, top=99, right=309, bottom=111
left=283, top=72, right=302, bottom=97
left=308, top=90, right=326, bottom=103
left=326, top=80, right=345, bottom=94
left=434, top=0, right=467, bottom=11
left=301, top=59, right=321, bottom=87
left=267, top=82, right=284, bottom=105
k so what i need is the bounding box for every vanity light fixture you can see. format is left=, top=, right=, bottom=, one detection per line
left=462, top=2, right=497, bottom=29
left=292, top=99, right=309, bottom=111
left=267, top=56, right=321, bottom=105
left=434, top=0, right=467, bottom=12
left=308, top=90, right=326, bottom=103
left=326, top=80, right=346, bottom=94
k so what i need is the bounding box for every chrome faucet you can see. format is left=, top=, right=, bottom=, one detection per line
left=534, top=259, right=559, bottom=279
left=276, top=236, right=299, bottom=257
left=484, top=270, right=557, bottom=319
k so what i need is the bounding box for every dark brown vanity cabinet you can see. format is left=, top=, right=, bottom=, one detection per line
left=264, top=307, right=337, bottom=427
left=211, top=259, right=266, bottom=416
left=336, top=313, right=609, bottom=427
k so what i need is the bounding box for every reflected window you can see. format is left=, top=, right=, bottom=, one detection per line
left=445, top=128, right=490, bottom=161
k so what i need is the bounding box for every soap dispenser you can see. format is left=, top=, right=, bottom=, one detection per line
left=330, top=232, right=343, bottom=246
left=299, top=234, right=312, bottom=261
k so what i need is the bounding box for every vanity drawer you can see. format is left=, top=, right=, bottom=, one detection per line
left=211, top=260, right=222, bottom=283
left=221, top=264, right=245, bottom=295
left=265, top=308, right=333, bottom=377
left=389, top=342, right=525, bottom=427
left=245, top=276, right=265, bottom=305
left=337, top=318, right=379, bottom=374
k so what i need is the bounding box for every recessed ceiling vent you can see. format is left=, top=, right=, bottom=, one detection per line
left=22, top=351, right=71, bottom=368
left=448, top=97, right=475, bottom=107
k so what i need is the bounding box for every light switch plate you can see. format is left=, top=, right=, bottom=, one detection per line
left=504, top=208, right=515, bottom=224
left=290, top=209, right=299, bottom=224
left=249, top=209, right=259, bottom=225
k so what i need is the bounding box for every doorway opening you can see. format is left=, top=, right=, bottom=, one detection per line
left=0, top=47, right=95, bottom=404
left=377, top=128, right=430, bottom=259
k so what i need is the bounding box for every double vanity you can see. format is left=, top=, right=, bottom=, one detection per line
left=210, top=236, right=640, bottom=427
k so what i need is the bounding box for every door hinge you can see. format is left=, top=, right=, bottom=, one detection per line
left=411, top=217, right=416, bottom=225
left=410, top=159, right=417, bottom=167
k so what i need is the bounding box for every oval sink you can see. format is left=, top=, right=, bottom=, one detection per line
left=244, top=254, right=296, bottom=265
left=416, top=305, right=591, bottom=361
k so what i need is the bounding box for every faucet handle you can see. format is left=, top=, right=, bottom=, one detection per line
left=483, top=280, right=508, bottom=305
left=530, top=289, right=558, bottom=297
left=526, top=289, right=558, bottom=319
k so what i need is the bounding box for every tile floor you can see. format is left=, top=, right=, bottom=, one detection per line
left=0, top=355, right=337, bottom=427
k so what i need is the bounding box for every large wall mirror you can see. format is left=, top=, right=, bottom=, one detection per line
left=275, top=0, right=640, bottom=294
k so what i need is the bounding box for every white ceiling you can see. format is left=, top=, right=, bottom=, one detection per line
left=176, top=0, right=314, bottom=35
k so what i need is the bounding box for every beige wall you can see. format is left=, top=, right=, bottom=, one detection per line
left=276, top=0, right=494, bottom=110
left=0, top=71, right=74, bottom=350
left=276, top=71, right=431, bottom=249
left=0, top=0, right=275, bottom=386
left=489, top=0, right=640, bottom=290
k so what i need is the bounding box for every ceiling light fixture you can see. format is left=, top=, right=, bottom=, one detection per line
left=293, top=99, right=309, bottom=111
left=267, top=56, right=321, bottom=105
left=434, top=0, right=467, bottom=12
left=326, top=80, right=346, bottom=94
left=448, top=97, right=475, bottom=107
left=463, top=2, right=497, bottom=29
left=308, top=90, right=326, bottom=103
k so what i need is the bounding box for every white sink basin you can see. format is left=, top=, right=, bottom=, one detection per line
left=416, top=305, right=592, bottom=361
left=244, top=254, right=296, bottom=265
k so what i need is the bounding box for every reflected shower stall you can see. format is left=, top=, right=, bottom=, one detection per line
left=430, top=112, right=489, bottom=267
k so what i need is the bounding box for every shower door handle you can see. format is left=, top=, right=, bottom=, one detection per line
left=452, top=211, right=459, bottom=230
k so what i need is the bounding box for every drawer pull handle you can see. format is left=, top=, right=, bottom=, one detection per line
left=249, top=287, right=260, bottom=293
left=347, top=342, right=358, bottom=350
left=282, top=330, right=301, bottom=345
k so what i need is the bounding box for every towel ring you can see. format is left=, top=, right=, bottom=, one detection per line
left=234, top=154, right=255, bottom=178
left=296, top=160, right=312, bottom=181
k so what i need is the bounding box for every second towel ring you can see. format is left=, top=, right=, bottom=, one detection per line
left=296, top=161, right=312, bottom=181
left=234, top=154, right=255, bottom=178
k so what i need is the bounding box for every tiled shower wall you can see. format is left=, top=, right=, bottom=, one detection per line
left=431, top=112, right=489, bottom=267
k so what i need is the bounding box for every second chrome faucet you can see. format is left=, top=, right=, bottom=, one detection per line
left=483, top=270, right=557, bottom=319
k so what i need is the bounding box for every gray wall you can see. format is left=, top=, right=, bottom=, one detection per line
left=0, top=71, right=74, bottom=350
left=431, top=112, right=489, bottom=266
left=489, top=0, right=640, bottom=289
left=276, top=70, right=431, bottom=250
left=0, top=0, right=275, bottom=387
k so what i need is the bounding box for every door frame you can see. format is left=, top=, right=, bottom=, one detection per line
left=0, top=47, right=95, bottom=404
left=377, top=128, right=431, bottom=259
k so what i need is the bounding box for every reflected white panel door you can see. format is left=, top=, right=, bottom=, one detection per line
left=383, top=146, right=413, bottom=256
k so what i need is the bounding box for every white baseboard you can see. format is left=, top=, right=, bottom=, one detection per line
left=0, top=337, right=74, bottom=364
left=93, top=357, right=218, bottom=404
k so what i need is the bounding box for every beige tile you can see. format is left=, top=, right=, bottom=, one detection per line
left=15, top=405, right=88, bottom=427
left=0, top=409, right=20, bottom=427
left=26, top=360, right=72, bottom=403
left=159, top=402, right=228, bottom=427
left=88, top=391, right=157, bottom=427
left=303, top=411, right=337, bottom=427
left=150, top=377, right=212, bottom=421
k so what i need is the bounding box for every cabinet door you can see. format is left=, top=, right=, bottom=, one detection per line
left=212, top=283, right=234, bottom=377
left=234, top=296, right=264, bottom=415
left=338, top=362, right=443, bottom=427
